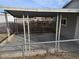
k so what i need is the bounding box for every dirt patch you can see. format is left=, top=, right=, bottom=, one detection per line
left=1, top=52, right=79, bottom=59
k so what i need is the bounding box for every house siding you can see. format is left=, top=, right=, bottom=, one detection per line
left=64, top=0, right=79, bottom=43
left=61, top=14, right=77, bottom=39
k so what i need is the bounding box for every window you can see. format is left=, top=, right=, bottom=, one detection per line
left=61, top=17, right=67, bottom=26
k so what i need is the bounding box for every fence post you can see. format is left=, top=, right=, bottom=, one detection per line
left=55, top=13, right=59, bottom=52
left=4, top=12, right=10, bottom=43
left=22, top=14, right=27, bottom=59
left=27, top=15, right=31, bottom=52
left=58, top=14, right=62, bottom=52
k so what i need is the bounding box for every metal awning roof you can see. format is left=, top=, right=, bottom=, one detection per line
left=0, top=6, right=79, bottom=17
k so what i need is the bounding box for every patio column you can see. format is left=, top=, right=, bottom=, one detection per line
left=22, top=15, right=27, bottom=59
left=58, top=14, right=62, bottom=52
left=27, top=15, right=31, bottom=52
left=55, top=13, right=59, bottom=51
left=5, top=12, right=10, bottom=42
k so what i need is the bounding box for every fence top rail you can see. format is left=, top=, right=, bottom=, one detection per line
left=0, top=39, right=79, bottom=47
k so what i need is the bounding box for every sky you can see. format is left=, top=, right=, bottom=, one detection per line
left=0, top=0, right=71, bottom=8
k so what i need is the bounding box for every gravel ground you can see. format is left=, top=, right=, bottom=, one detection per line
left=0, top=33, right=79, bottom=59
left=1, top=52, right=79, bottom=59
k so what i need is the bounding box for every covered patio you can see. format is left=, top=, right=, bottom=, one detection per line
left=0, top=7, right=79, bottom=58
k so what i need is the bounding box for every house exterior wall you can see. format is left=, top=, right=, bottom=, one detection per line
left=64, top=0, right=79, bottom=44
left=63, top=0, right=79, bottom=45
left=61, top=14, right=77, bottom=39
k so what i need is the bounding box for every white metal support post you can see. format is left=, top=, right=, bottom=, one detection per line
left=58, top=14, right=62, bottom=52
left=55, top=13, right=59, bottom=51
left=23, top=15, right=27, bottom=59
left=27, top=15, right=31, bottom=52
left=5, top=12, right=10, bottom=42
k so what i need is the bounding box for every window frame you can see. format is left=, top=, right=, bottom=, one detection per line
left=61, top=17, right=67, bottom=26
